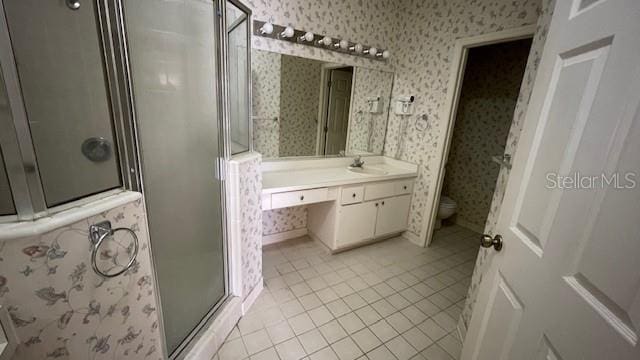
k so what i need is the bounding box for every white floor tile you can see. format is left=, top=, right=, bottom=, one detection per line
left=319, top=320, right=348, bottom=344
left=221, top=227, right=479, bottom=360
left=243, top=329, right=273, bottom=355
left=331, top=337, right=363, bottom=360
left=276, top=337, right=307, bottom=360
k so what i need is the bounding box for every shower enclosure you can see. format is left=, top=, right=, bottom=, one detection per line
left=0, top=0, right=251, bottom=358
left=122, top=0, right=251, bottom=356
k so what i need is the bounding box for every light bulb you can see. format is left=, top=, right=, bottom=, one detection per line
left=321, top=36, right=332, bottom=46
left=339, top=39, right=349, bottom=50
left=281, top=26, right=295, bottom=38
left=382, top=50, right=390, bottom=59
left=351, top=43, right=363, bottom=53
left=299, top=31, right=314, bottom=42
left=367, top=47, right=378, bottom=56
left=260, top=22, right=273, bottom=35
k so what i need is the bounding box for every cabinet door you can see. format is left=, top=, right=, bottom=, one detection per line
left=335, top=201, right=377, bottom=248
left=375, top=195, right=411, bottom=236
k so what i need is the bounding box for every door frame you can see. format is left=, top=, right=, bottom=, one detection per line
left=418, top=25, right=536, bottom=247
left=316, top=64, right=356, bottom=155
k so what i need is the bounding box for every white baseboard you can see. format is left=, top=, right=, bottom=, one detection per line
left=262, top=228, right=307, bottom=246
left=455, top=218, right=484, bottom=234
left=242, top=278, right=264, bottom=315
left=184, top=296, right=242, bottom=360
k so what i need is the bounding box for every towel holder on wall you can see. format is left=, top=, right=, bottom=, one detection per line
left=89, top=221, right=139, bottom=278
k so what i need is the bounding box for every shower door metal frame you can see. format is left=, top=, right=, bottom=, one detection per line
left=0, top=0, right=140, bottom=223
left=105, top=0, right=238, bottom=358
left=0, top=0, right=244, bottom=357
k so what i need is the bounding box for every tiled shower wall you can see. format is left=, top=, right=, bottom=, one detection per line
left=442, top=39, right=532, bottom=232
left=0, top=196, right=163, bottom=359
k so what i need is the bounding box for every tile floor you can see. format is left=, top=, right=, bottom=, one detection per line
left=215, top=225, right=480, bottom=360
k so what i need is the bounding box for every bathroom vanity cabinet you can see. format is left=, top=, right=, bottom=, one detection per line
left=323, top=180, right=413, bottom=250
left=261, top=157, right=417, bottom=252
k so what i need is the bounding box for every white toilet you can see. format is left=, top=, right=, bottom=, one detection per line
left=435, top=196, right=457, bottom=229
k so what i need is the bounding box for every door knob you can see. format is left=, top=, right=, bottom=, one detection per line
left=480, top=234, right=503, bottom=251
left=66, top=0, right=80, bottom=10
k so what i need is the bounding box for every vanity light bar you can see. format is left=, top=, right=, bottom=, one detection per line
left=253, top=20, right=390, bottom=61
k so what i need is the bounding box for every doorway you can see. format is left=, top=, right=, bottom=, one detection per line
left=318, top=66, right=354, bottom=155
left=420, top=26, right=536, bottom=247
left=436, top=38, right=533, bottom=235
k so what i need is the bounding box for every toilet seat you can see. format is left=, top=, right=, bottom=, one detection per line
left=440, top=196, right=456, bottom=207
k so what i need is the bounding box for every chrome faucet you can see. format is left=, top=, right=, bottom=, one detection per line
left=350, top=155, right=365, bottom=168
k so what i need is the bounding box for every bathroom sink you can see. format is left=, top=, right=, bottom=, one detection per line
left=347, top=166, right=389, bottom=176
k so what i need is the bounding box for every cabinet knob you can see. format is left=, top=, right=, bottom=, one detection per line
left=403, top=186, right=407, bottom=190
left=382, top=201, right=385, bottom=205
left=352, top=193, right=356, bottom=198
left=300, top=195, right=304, bottom=201
left=375, top=203, right=379, bottom=207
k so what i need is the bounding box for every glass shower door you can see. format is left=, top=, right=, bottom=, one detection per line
left=123, top=0, right=226, bottom=355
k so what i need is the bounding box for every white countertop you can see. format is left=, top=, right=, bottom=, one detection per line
left=262, top=156, right=418, bottom=194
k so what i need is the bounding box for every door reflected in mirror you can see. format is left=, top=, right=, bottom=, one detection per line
left=252, top=49, right=394, bottom=158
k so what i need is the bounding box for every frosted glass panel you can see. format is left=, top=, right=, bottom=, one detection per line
left=124, top=0, right=226, bottom=355
left=227, top=2, right=250, bottom=154
left=3, top=0, right=122, bottom=207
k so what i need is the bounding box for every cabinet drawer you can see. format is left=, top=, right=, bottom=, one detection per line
left=340, top=186, right=364, bottom=205
left=395, top=180, right=413, bottom=195
left=271, top=188, right=329, bottom=208
left=364, top=182, right=395, bottom=201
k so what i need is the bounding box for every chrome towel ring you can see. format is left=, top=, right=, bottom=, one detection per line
left=89, top=221, right=139, bottom=278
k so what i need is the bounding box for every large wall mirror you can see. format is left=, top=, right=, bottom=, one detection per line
left=252, top=49, right=394, bottom=158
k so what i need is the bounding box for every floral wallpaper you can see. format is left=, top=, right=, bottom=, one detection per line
left=383, top=0, right=541, bottom=238
left=346, top=67, right=394, bottom=154
left=279, top=55, right=323, bottom=157
left=0, top=198, right=163, bottom=359
left=443, top=39, right=532, bottom=231
left=262, top=206, right=307, bottom=237
left=247, top=0, right=551, bottom=339
left=460, top=0, right=555, bottom=332
left=252, top=50, right=281, bottom=158
left=234, top=154, right=264, bottom=299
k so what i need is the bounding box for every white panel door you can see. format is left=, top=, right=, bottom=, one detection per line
left=375, top=195, right=411, bottom=236
left=324, top=69, right=353, bottom=155
left=336, top=201, right=377, bottom=248
left=463, top=1, right=640, bottom=359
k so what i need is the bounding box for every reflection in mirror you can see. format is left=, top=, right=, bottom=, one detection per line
left=252, top=49, right=393, bottom=158
left=227, top=1, right=250, bottom=154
